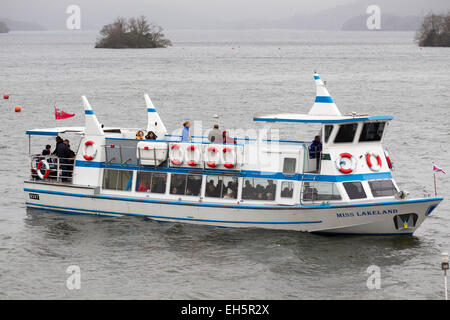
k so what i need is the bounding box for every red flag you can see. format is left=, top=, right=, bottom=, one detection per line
left=54, top=106, right=75, bottom=120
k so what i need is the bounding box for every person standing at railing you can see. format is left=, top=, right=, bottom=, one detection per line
left=181, top=121, right=191, bottom=142
left=208, top=124, right=223, bottom=143
left=42, top=145, right=51, bottom=156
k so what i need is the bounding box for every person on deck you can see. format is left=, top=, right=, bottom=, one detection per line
left=145, top=131, right=157, bottom=140
left=309, top=135, right=322, bottom=170
left=208, top=124, right=223, bottom=143
left=222, top=131, right=236, bottom=144
left=42, top=145, right=51, bottom=156
left=181, top=121, right=191, bottom=142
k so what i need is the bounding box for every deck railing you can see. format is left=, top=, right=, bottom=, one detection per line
left=30, top=155, right=75, bottom=183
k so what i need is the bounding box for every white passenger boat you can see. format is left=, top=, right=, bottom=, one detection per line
left=24, top=73, right=443, bottom=235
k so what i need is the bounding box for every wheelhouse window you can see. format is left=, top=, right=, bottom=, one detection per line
left=359, top=122, right=386, bottom=142
left=205, top=175, right=238, bottom=199
left=102, top=169, right=133, bottom=191
left=334, top=124, right=358, bottom=143
left=343, top=181, right=367, bottom=200
left=368, top=179, right=397, bottom=197
left=324, top=125, right=333, bottom=143
left=302, top=182, right=341, bottom=201
left=170, top=174, right=202, bottom=196
left=136, top=172, right=167, bottom=193
left=283, top=158, right=296, bottom=174
left=281, top=181, right=294, bottom=198
left=242, top=178, right=276, bottom=201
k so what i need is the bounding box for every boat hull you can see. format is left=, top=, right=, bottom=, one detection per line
left=24, top=181, right=443, bottom=235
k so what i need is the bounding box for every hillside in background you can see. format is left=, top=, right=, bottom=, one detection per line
left=0, top=18, right=45, bottom=31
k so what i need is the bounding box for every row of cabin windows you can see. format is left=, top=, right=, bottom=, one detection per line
left=325, top=122, right=386, bottom=144
left=102, top=169, right=396, bottom=201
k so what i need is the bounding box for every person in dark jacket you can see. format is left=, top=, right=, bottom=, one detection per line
left=309, top=135, right=322, bottom=171
left=42, top=145, right=51, bottom=156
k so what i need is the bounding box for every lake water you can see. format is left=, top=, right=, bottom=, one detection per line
left=0, top=29, right=449, bottom=299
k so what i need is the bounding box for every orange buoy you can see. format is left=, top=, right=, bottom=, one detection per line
left=15, top=105, right=21, bottom=112
left=3, top=94, right=9, bottom=99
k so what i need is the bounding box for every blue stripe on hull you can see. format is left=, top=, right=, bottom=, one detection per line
left=24, top=187, right=443, bottom=210
left=26, top=202, right=323, bottom=224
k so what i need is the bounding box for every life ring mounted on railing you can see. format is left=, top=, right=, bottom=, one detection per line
left=170, top=144, right=183, bottom=165
left=37, top=160, right=50, bottom=179
left=83, top=140, right=97, bottom=161
left=206, top=146, right=220, bottom=168
left=223, top=147, right=236, bottom=169
left=365, top=152, right=382, bottom=172
left=335, top=152, right=357, bottom=174
left=186, top=144, right=201, bottom=166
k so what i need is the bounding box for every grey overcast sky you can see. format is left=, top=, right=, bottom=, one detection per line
left=1, top=0, right=448, bottom=30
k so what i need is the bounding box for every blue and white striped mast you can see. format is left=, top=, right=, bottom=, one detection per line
left=308, top=72, right=342, bottom=116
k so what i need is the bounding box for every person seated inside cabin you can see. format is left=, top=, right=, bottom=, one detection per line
left=281, top=186, right=293, bottom=198
left=265, top=180, right=276, bottom=196
left=136, top=130, right=144, bottom=139
left=208, top=124, right=223, bottom=143
left=223, top=188, right=235, bottom=199
left=223, top=131, right=236, bottom=144
left=42, top=144, right=51, bottom=156
left=145, top=131, right=157, bottom=140
left=242, top=180, right=254, bottom=199
left=206, top=180, right=219, bottom=197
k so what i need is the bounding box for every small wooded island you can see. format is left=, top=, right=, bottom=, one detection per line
left=415, top=13, right=450, bottom=47
left=0, top=21, right=9, bottom=33
left=95, top=16, right=172, bottom=49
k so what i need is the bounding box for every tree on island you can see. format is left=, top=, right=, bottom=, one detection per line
left=415, top=13, right=450, bottom=47
left=0, top=21, right=9, bottom=33
left=95, top=16, right=172, bottom=48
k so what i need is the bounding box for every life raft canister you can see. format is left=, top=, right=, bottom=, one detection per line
left=170, top=144, right=183, bottom=165
left=185, top=144, right=201, bottom=166
left=384, top=149, right=393, bottom=169
left=206, top=146, right=220, bottom=168
left=365, top=152, right=382, bottom=172
left=335, top=152, right=357, bottom=174
left=37, top=159, right=50, bottom=179
left=223, top=147, right=236, bottom=169
left=83, top=140, right=97, bottom=161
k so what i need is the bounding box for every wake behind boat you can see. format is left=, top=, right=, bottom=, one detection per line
left=24, top=73, right=443, bottom=235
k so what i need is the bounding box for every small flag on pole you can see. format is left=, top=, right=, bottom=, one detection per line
left=433, top=164, right=447, bottom=174
left=54, top=106, right=75, bottom=120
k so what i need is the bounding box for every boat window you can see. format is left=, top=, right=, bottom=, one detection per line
left=334, top=124, right=358, bottom=143
left=136, top=172, right=167, bottom=194
left=242, top=178, right=276, bottom=201
left=170, top=174, right=202, bottom=196
left=302, top=182, right=341, bottom=201
left=343, top=181, right=367, bottom=199
left=359, top=122, right=385, bottom=142
left=283, top=158, right=296, bottom=174
left=205, top=175, right=238, bottom=199
left=102, top=169, right=133, bottom=191
left=281, top=181, right=294, bottom=198
left=368, top=179, right=397, bottom=197
left=324, top=125, right=333, bottom=143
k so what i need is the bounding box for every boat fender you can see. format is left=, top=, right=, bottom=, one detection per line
left=83, top=140, right=97, bottom=161
left=365, top=152, right=382, bottom=172
left=336, top=152, right=357, bottom=174
left=37, top=159, right=50, bottom=179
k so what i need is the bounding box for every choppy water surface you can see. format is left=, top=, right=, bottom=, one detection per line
left=0, top=30, right=449, bottom=299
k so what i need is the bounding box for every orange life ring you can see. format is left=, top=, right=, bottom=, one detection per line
left=37, top=160, right=50, bottom=179
left=223, top=147, right=236, bottom=169
left=83, top=140, right=97, bottom=161
left=206, top=146, right=219, bottom=168
left=170, top=144, right=183, bottom=165
left=336, top=152, right=357, bottom=174
left=366, top=152, right=382, bottom=171
left=185, top=144, right=200, bottom=166
left=384, top=150, right=393, bottom=169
